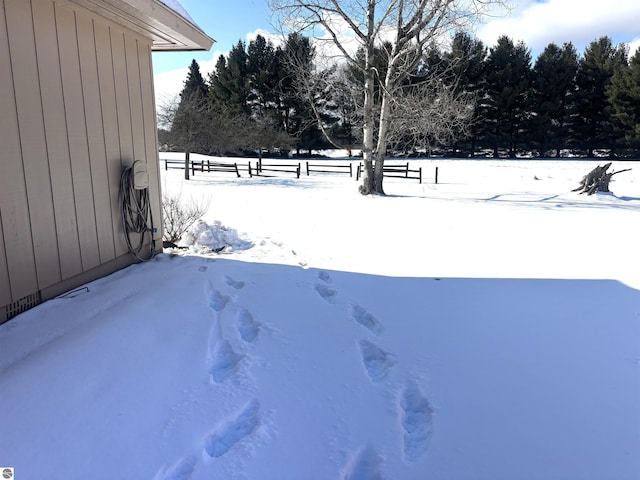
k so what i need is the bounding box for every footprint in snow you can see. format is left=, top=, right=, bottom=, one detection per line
left=318, top=270, right=332, bottom=284
left=236, top=308, right=260, bottom=343
left=342, top=444, right=383, bottom=480
left=400, top=382, right=434, bottom=462
left=153, top=456, right=196, bottom=480
left=225, top=275, right=245, bottom=290
left=204, top=400, right=261, bottom=458
left=315, top=283, right=338, bottom=304
left=358, top=340, right=396, bottom=383
left=207, top=338, right=243, bottom=383
left=349, top=304, right=384, bottom=336
left=205, top=282, right=230, bottom=312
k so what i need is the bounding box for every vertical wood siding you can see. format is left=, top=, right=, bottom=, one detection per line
left=0, top=0, right=161, bottom=314
left=32, top=0, right=83, bottom=280
left=94, top=21, right=126, bottom=258
left=5, top=0, right=62, bottom=290
left=0, top=0, right=40, bottom=301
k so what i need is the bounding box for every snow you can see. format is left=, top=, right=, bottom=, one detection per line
left=158, top=0, right=197, bottom=26
left=1, top=157, right=640, bottom=479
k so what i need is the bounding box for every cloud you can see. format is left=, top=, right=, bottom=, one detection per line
left=154, top=53, right=219, bottom=111
left=154, top=28, right=284, bottom=108
left=154, top=2, right=640, bottom=109
left=476, top=0, right=640, bottom=56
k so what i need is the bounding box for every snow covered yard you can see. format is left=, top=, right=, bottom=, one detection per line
left=1, top=159, right=639, bottom=479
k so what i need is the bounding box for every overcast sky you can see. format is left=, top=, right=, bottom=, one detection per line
left=153, top=0, right=640, bottom=106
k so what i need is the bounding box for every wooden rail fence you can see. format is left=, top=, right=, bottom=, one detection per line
left=163, top=158, right=241, bottom=177
left=356, top=162, right=423, bottom=183
left=251, top=160, right=301, bottom=178
left=305, top=161, right=353, bottom=177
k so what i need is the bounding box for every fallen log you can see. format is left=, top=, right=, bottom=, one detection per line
left=572, top=163, right=632, bottom=195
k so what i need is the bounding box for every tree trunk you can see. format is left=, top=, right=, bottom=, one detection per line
left=572, top=162, right=632, bottom=195
left=358, top=0, right=376, bottom=196
left=359, top=67, right=375, bottom=195
left=372, top=87, right=394, bottom=195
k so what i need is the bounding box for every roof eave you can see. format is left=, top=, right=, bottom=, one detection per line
left=65, top=0, right=214, bottom=51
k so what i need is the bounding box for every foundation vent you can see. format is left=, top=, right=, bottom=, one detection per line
left=3, top=291, right=43, bottom=322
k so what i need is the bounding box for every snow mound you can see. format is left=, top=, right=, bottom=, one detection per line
left=182, top=219, right=253, bottom=252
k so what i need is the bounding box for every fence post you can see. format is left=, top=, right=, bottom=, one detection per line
left=435, top=166, right=439, bottom=184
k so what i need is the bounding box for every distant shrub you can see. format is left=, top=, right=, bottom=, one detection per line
left=162, top=192, right=210, bottom=243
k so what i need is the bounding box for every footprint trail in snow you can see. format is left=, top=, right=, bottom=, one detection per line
left=207, top=336, right=243, bottom=383
left=224, top=275, right=245, bottom=290
left=315, top=283, right=338, bottom=304
left=153, top=456, right=197, bottom=480
left=349, top=304, right=384, bottom=336
left=314, top=270, right=338, bottom=304
left=342, top=445, right=383, bottom=480
left=205, top=282, right=230, bottom=312
left=236, top=308, right=260, bottom=343
left=311, top=268, right=434, bottom=465
left=358, top=339, right=396, bottom=383
left=400, top=382, right=434, bottom=461
left=204, top=400, right=261, bottom=458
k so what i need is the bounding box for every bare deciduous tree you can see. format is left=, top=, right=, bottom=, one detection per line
left=159, top=93, right=210, bottom=179
left=159, top=94, right=293, bottom=167
left=386, top=80, right=475, bottom=155
left=270, top=0, right=507, bottom=194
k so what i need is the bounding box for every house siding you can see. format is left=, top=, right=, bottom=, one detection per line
left=0, top=0, right=162, bottom=323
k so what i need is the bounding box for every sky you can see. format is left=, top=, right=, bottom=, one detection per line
left=152, top=0, right=640, bottom=105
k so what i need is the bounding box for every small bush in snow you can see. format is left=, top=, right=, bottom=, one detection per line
left=162, top=193, right=210, bottom=243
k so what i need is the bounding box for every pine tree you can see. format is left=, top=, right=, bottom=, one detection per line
left=481, top=36, right=532, bottom=157
left=247, top=35, right=280, bottom=116
left=442, top=32, right=487, bottom=155
left=209, top=41, right=250, bottom=115
left=182, top=59, right=208, bottom=100
left=607, top=48, right=640, bottom=148
left=278, top=33, right=326, bottom=153
left=530, top=42, right=578, bottom=156
left=572, top=36, right=627, bottom=156
left=170, top=59, right=210, bottom=173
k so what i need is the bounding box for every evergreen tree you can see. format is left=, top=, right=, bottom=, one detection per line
left=182, top=59, right=208, bottom=100
left=278, top=33, right=327, bottom=153
left=481, top=36, right=532, bottom=157
left=247, top=35, right=280, bottom=116
left=607, top=48, right=640, bottom=148
left=209, top=41, right=250, bottom=114
left=441, top=32, right=487, bottom=155
left=530, top=42, right=578, bottom=156
left=170, top=59, right=210, bottom=158
left=572, top=36, right=627, bottom=156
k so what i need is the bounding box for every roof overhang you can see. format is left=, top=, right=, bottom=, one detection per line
left=64, top=0, right=214, bottom=51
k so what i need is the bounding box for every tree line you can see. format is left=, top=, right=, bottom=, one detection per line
left=159, top=33, right=324, bottom=158
left=160, top=32, right=640, bottom=159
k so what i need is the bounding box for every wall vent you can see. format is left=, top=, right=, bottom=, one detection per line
left=4, top=291, right=43, bottom=322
